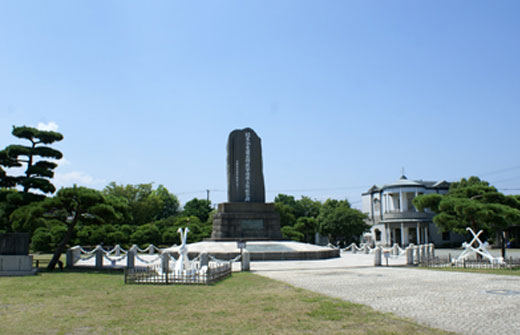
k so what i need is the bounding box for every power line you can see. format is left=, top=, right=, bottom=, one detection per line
left=175, top=189, right=225, bottom=196
left=267, top=185, right=370, bottom=193
left=478, top=165, right=520, bottom=177
left=491, top=175, right=520, bottom=184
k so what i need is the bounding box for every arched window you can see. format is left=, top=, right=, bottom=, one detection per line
left=374, top=229, right=382, bottom=241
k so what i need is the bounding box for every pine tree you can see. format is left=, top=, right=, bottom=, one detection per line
left=11, top=186, right=119, bottom=270
left=0, top=125, right=63, bottom=200
left=413, top=177, right=520, bottom=257
left=0, top=125, right=63, bottom=232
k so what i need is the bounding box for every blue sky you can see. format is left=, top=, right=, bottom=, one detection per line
left=1, top=1, right=519, bottom=208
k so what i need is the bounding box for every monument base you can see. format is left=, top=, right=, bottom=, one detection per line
left=0, top=255, right=37, bottom=276
left=211, top=202, right=282, bottom=240
left=165, top=241, right=340, bottom=261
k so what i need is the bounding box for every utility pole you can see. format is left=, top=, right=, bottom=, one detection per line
left=206, top=189, right=210, bottom=202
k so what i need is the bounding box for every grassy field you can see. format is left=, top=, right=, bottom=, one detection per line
left=0, top=270, right=453, bottom=335
left=32, top=253, right=67, bottom=270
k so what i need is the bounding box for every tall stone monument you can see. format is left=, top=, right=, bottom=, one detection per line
left=211, top=128, right=282, bottom=240
left=227, top=128, right=265, bottom=203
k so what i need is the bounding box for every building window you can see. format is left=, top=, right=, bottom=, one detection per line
left=406, top=192, right=415, bottom=212
left=375, top=229, right=381, bottom=241
left=408, top=228, right=417, bottom=244
left=442, top=231, right=450, bottom=241
left=374, top=198, right=380, bottom=212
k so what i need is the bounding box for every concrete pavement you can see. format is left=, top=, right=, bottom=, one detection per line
left=252, top=253, right=520, bottom=335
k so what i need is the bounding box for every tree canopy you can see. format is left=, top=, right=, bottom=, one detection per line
left=274, top=194, right=368, bottom=244
left=317, top=199, right=368, bottom=245
left=274, top=194, right=319, bottom=240
left=413, top=177, right=520, bottom=256
left=11, top=186, right=120, bottom=270
left=413, top=177, right=520, bottom=235
left=182, top=198, right=212, bottom=222
left=0, top=125, right=63, bottom=196
left=103, top=182, right=180, bottom=226
left=0, top=125, right=64, bottom=233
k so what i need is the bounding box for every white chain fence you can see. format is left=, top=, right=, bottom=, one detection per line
left=70, top=243, right=244, bottom=271
left=71, top=243, right=175, bottom=268
left=334, top=242, right=379, bottom=254
left=209, top=254, right=242, bottom=264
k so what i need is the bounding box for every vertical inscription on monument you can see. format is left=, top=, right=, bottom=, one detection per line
left=227, top=128, right=265, bottom=203
left=235, top=160, right=239, bottom=191
left=244, top=131, right=251, bottom=202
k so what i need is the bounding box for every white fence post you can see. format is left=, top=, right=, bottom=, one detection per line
left=392, top=243, right=398, bottom=255
left=161, top=253, right=169, bottom=274
left=127, top=245, right=137, bottom=269
left=200, top=252, right=209, bottom=268
left=406, top=244, right=414, bottom=265
left=66, top=246, right=81, bottom=268
left=374, top=247, right=382, bottom=266
left=241, top=250, right=250, bottom=271
left=95, top=246, right=104, bottom=269
left=420, top=245, right=426, bottom=263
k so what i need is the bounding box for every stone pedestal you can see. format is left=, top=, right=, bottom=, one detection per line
left=211, top=202, right=282, bottom=240
left=0, top=233, right=35, bottom=276
left=0, top=255, right=36, bottom=276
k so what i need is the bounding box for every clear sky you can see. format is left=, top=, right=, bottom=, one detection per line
left=1, top=1, right=519, bottom=208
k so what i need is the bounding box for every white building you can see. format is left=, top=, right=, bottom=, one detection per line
left=361, top=175, right=465, bottom=247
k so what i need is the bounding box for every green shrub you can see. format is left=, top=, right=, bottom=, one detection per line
left=31, top=227, right=53, bottom=252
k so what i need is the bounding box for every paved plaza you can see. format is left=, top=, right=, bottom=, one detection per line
left=252, top=252, right=520, bottom=335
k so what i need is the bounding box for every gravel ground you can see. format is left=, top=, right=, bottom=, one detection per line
left=252, top=253, right=520, bottom=335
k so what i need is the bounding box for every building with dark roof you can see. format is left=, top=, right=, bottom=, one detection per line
left=361, top=175, right=465, bottom=247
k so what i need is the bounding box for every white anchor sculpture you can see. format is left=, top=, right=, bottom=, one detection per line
left=457, top=227, right=503, bottom=264
left=175, top=227, right=192, bottom=274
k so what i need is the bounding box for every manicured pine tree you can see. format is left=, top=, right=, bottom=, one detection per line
left=0, top=125, right=63, bottom=200
left=11, top=186, right=119, bottom=270
left=413, top=176, right=520, bottom=258
left=0, top=126, right=63, bottom=233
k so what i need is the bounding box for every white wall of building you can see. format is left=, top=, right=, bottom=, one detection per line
left=361, top=194, right=371, bottom=216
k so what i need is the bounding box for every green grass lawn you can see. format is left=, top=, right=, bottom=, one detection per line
left=0, top=270, right=453, bottom=335
left=32, top=253, right=66, bottom=269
